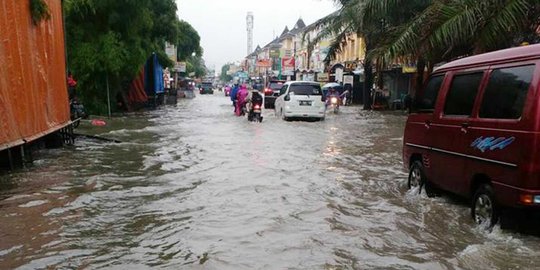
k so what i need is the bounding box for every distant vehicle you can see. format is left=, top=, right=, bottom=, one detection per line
left=274, top=81, right=326, bottom=121
left=263, top=80, right=285, bottom=108
left=403, top=44, right=540, bottom=229
left=199, top=82, right=214, bottom=94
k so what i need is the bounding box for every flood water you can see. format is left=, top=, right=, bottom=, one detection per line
left=1, top=93, right=540, bottom=269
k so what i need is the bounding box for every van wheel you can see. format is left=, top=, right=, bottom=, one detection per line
left=408, top=160, right=436, bottom=197
left=472, top=184, right=499, bottom=229
left=408, top=161, right=425, bottom=191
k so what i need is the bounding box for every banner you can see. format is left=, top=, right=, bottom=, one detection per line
left=165, top=43, right=177, bottom=62
left=281, top=57, right=295, bottom=76
left=256, top=59, right=272, bottom=68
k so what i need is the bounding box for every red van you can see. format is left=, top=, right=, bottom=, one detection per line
left=403, top=44, right=540, bottom=228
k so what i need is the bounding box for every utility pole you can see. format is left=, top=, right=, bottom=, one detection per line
left=246, top=12, right=254, bottom=55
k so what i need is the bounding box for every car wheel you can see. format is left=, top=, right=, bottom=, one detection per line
left=472, top=184, right=499, bottom=229
left=281, top=109, right=288, bottom=121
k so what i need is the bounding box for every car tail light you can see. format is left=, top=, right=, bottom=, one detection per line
left=264, top=88, right=273, bottom=94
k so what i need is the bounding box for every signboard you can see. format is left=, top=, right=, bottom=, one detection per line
left=270, top=49, right=280, bottom=58
left=256, top=59, right=272, bottom=68
left=281, top=57, right=295, bottom=76
left=343, top=75, right=354, bottom=86
left=402, top=65, right=417, bottom=73
left=189, top=72, right=195, bottom=77
left=317, top=73, right=329, bottom=82
left=165, top=43, right=177, bottom=62
left=176, top=62, right=187, bottom=72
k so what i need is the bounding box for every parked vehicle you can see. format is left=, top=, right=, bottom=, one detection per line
left=263, top=80, right=285, bottom=108
left=70, top=99, right=88, bottom=128
left=274, top=81, right=326, bottom=121
left=199, top=82, right=214, bottom=94
left=403, top=44, right=540, bottom=229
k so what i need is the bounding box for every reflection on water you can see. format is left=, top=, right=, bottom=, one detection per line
left=1, top=95, right=540, bottom=269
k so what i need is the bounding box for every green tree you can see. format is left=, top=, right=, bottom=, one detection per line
left=176, top=20, right=203, bottom=61
left=186, top=55, right=207, bottom=78
left=374, top=0, right=539, bottom=62
left=64, top=0, right=195, bottom=114
left=220, top=64, right=233, bottom=82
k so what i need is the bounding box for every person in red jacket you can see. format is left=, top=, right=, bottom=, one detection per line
left=67, top=71, right=77, bottom=100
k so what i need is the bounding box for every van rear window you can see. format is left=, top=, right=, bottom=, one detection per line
left=479, top=65, right=534, bottom=119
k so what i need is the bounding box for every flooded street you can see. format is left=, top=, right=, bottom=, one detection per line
left=2, top=94, right=540, bottom=269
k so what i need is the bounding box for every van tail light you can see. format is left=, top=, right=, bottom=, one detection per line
left=520, top=194, right=534, bottom=205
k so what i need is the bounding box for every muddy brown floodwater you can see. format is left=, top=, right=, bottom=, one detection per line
left=1, top=94, right=540, bottom=269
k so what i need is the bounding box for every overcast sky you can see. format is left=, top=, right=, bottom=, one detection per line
left=176, top=0, right=338, bottom=71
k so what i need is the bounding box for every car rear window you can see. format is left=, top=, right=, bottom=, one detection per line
left=290, top=84, right=322, bottom=95
left=269, top=82, right=284, bottom=90
left=202, top=83, right=212, bottom=88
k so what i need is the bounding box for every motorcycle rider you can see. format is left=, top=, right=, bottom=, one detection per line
left=341, top=84, right=352, bottom=106
left=235, top=84, right=249, bottom=116
left=244, top=87, right=263, bottom=113
left=326, top=87, right=340, bottom=108
left=230, top=83, right=240, bottom=111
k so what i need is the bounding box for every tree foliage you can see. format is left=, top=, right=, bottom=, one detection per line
left=220, top=64, right=233, bottom=82
left=307, top=0, right=539, bottom=107
left=64, top=0, right=204, bottom=114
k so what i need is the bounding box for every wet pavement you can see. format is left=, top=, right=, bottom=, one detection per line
left=1, top=93, right=540, bottom=269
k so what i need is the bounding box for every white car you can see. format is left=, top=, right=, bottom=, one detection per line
left=274, top=81, right=326, bottom=121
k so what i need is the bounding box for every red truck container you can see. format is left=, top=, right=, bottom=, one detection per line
left=0, top=0, right=70, bottom=153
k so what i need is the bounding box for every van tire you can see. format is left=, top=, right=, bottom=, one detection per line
left=472, top=184, right=499, bottom=229
left=408, top=160, right=436, bottom=197
left=408, top=160, right=425, bottom=190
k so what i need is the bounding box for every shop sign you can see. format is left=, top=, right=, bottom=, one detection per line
left=317, top=73, right=329, bottom=82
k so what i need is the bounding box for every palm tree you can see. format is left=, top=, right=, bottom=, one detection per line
left=372, top=0, right=540, bottom=89
left=305, top=0, right=430, bottom=109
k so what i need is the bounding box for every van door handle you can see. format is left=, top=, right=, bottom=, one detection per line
left=424, top=121, right=431, bottom=129
left=461, top=123, right=470, bottom=134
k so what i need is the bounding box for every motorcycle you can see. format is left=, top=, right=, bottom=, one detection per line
left=247, top=101, right=263, bottom=122
left=247, top=92, right=264, bottom=122
left=327, top=95, right=340, bottom=114
left=70, top=99, right=88, bottom=128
